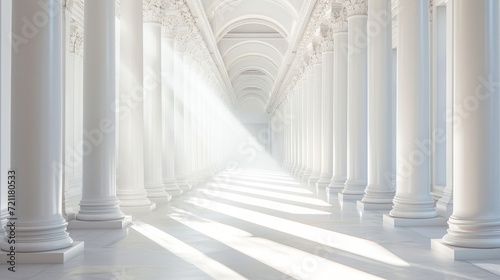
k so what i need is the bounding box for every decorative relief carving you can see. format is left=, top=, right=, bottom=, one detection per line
left=345, top=0, right=368, bottom=17
left=429, top=0, right=434, bottom=23
left=69, top=22, right=83, bottom=57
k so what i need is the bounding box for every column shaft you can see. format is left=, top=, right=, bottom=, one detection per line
left=308, top=54, right=323, bottom=185
left=442, top=0, right=500, bottom=248
left=318, top=35, right=334, bottom=188
left=144, top=20, right=170, bottom=200
left=390, top=0, right=436, bottom=218
left=361, top=0, right=395, bottom=205
left=329, top=30, right=348, bottom=191
left=117, top=0, right=155, bottom=211
left=161, top=32, right=182, bottom=196
left=77, top=0, right=125, bottom=220
left=342, top=6, right=368, bottom=199
left=2, top=0, right=73, bottom=252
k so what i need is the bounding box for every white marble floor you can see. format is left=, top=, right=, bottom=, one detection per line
left=1, top=167, right=500, bottom=280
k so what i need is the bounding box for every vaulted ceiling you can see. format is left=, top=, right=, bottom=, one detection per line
left=186, top=0, right=316, bottom=120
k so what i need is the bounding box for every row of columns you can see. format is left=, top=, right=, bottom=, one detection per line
left=0, top=0, right=223, bottom=258
left=277, top=0, right=500, bottom=259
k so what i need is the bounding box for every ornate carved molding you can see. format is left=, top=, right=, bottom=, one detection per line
left=144, top=0, right=165, bottom=23
left=69, top=22, right=83, bottom=57
left=345, top=0, right=368, bottom=17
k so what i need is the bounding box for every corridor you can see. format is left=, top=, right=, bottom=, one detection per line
left=2, top=166, right=499, bottom=279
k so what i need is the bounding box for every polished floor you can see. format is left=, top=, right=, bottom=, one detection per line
left=1, top=167, right=500, bottom=279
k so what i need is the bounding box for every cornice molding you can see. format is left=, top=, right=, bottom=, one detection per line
left=269, top=0, right=332, bottom=113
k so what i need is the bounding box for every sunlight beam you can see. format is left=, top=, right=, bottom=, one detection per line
left=131, top=222, right=248, bottom=280
left=184, top=198, right=410, bottom=267
left=170, top=209, right=384, bottom=280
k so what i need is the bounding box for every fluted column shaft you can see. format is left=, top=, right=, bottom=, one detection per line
left=302, top=66, right=314, bottom=180
left=441, top=0, right=500, bottom=248
left=161, top=29, right=182, bottom=196
left=77, top=0, right=125, bottom=221
left=389, top=0, right=436, bottom=218
left=342, top=4, right=368, bottom=199
left=174, top=37, right=191, bottom=190
left=117, top=0, right=155, bottom=212
left=317, top=34, right=334, bottom=188
left=361, top=0, right=395, bottom=205
left=144, top=16, right=170, bottom=200
left=329, top=26, right=348, bottom=191
left=1, top=0, right=73, bottom=252
left=308, top=54, right=323, bottom=185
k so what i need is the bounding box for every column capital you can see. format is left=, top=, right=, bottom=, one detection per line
left=175, top=31, right=189, bottom=52
left=320, top=28, right=334, bottom=52
left=162, top=15, right=180, bottom=38
left=165, top=0, right=185, bottom=9
left=345, top=0, right=367, bottom=17
left=331, top=5, right=348, bottom=33
left=308, top=42, right=322, bottom=64
left=144, top=0, right=166, bottom=24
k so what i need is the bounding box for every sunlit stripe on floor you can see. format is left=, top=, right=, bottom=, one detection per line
left=131, top=222, right=248, bottom=280
left=214, top=178, right=313, bottom=194
left=184, top=198, right=410, bottom=267
left=224, top=174, right=301, bottom=185
left=198, top=188, right=331, bottom=215
left=169, top=210, right=384, bottom=280
left=209, top=181, right=331, bottom=207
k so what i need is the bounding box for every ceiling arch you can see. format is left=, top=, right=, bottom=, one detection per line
left=215, top=16, right=290, bottom=41
left=207, top=0, right=299, bottom=21
left=223, top=41, right=284, bottom=67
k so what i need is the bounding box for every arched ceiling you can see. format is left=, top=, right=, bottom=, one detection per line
left=187, top=0, right=316, bottom=118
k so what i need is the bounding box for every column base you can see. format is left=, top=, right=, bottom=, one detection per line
left=357, top=201, right=393, bottom=211
left=0, top=241, right=84, bottom=264
left=149, top=196, right=172, bottom=204
left=120, top=203, right=156, bottom=215
left=308, top=176, right=320, bottom=186
left=383, top=215, right=447, bottom=227
left=338, top=193, right=364, bottom=202
left=164, top=181, right=183, bottom=197
left=431, top=239, right=500, bottom=260
left=68, top=216, right=132, bottom=229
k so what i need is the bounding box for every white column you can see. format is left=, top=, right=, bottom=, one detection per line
left=289, top=87, right=298, bottom=172
left=143, top=4, right=171, bottom=201
left=317, top=29, right=334, bottom=188
left=183, top=49, right=194, bottom=184
left=433, top=0, right=500, bottom=257
left=358, top=0, right=395, bottom=210
left=340, top=1, right=368, bottom=201
left=0, top=0, right=79, bottom=255
left=329, top=8, right=348, bottom=192
left=117, top=0, right=156, bottom=213
left=308, top=44, right=323, bottom=185
left=161, top=18, right=182, bottom=196
left=302, top=63, right=314, bottom=180
left=298, top=77, right=308, bottom=178
left=174, top=33, right=191, bottom=190
left=74, top=0, right=128, bottom=226
left=384, top=0, right=442, bottom=226
left=0, top=0, right=11, bottom=236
